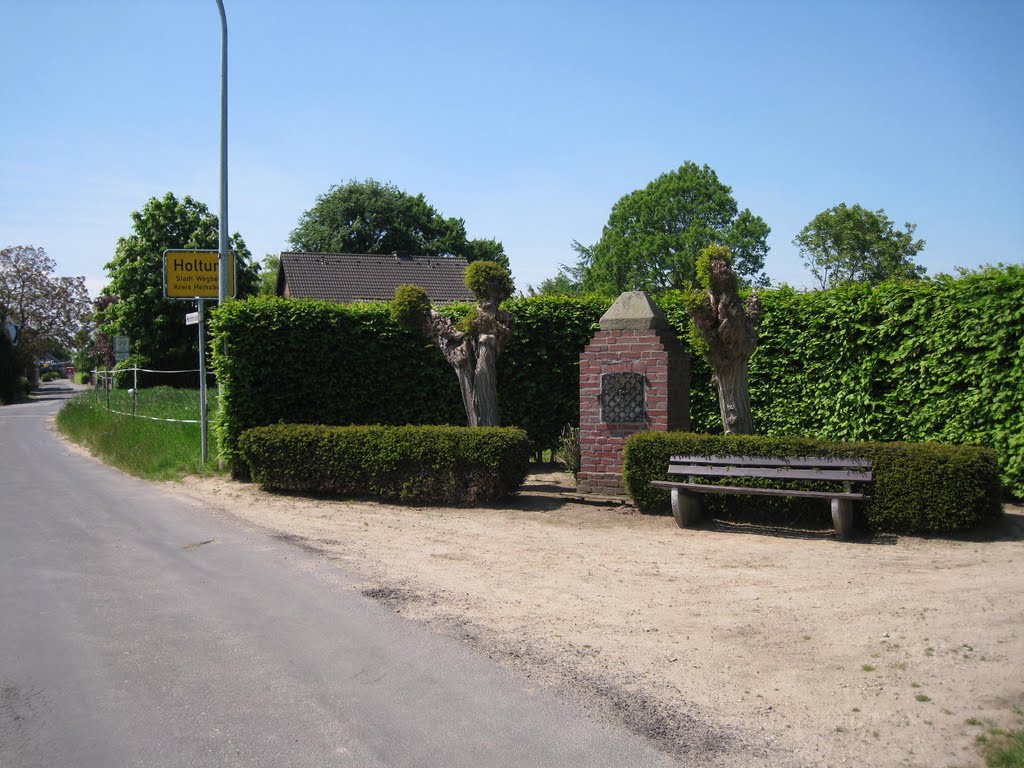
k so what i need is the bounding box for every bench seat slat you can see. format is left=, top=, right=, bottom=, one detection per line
left=667, top=465, right=872, bottom=482
left=651, top=480, right=868, bottom=501
left=668, top=455, right=871, bottom=469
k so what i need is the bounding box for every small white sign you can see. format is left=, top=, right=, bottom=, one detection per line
left=185, top=312, right=200, bottom=326
left=4, top=317, right=20, bottom=346
left=113, top=335, right=130, bottom=361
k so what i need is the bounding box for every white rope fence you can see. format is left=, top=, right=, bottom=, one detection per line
left=93, top=367, right=216, bottom=425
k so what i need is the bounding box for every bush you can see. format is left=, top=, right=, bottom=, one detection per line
left=558, top=424, right=582, bottom=477
left=113, top=354, right=148, bottom=388
left=624, top=432, right=1002, bottom=534
left=239, top=423, right=531, bottom=504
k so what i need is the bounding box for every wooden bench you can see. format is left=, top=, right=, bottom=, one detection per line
left=650, top=455, right=872, bottom=539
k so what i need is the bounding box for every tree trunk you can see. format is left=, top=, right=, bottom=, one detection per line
left=713, top=358, right=754, bottom=435
left=454, top=359, right=478, bottom=427
left=473, top=333, right=501, bottom=427
left=422, top=296, right=511, bottom=429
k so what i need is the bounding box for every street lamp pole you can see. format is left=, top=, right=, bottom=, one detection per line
left=216, top=0, right=229, bottom=306
left=208, top=0, right=229, bottom=467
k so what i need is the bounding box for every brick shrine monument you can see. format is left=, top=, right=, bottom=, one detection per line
left=575, top=291, right=690, bottom=496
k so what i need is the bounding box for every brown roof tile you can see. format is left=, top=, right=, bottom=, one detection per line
left=277, top=252, right=475, bottom=304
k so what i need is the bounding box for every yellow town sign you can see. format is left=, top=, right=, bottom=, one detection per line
left=163, top=249, right=236, bottom=299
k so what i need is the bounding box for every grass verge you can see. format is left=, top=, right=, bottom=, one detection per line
left=978, top=727, right=1024, bottom=768
left=56, top=387, right=223, bottom=481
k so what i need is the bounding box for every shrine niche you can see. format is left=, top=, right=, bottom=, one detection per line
left=600, top=372, right=646, bottom=424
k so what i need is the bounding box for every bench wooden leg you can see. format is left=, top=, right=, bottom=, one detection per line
left=671, top=488, right=701, bottom=528
left=831, top=498, right=855, bottom=540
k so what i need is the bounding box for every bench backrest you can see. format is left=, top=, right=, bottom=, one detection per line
left=667, top=455, right=872, bottom=483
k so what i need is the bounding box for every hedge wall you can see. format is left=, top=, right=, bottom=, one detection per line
left=211, top=266, right=1023, bottom=496
left=498, top=294, right=611, bottom=453
left=624, top=432, right=1002, bottom=533
left=742, top=267, right=1024, bottom=497
left=210, top=298, right=463, bottom=465
left=239, top=424, right=530, bottom=504
left=209, top=295, right=609, bottom=466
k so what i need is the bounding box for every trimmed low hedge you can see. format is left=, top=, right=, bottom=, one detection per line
left=625, top=432, right=1002, bottom=534
left=239, top=424, right=530, bottom=504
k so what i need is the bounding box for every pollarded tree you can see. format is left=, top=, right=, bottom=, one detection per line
left=96, top=193, right=259, bottom=372
left=577, top=162, right=770, bottom=295
left=290, top=178, right=510, bottom=270
left=391, top=261, right=513, bottom=427
left=687, top=245, right=762, bottom=435
left=794, top=203, right=926, bottom=289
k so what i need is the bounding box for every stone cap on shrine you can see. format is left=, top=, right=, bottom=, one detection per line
left=598, top=291, right=670, bottom=331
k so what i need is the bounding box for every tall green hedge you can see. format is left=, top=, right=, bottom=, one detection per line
left=210, top=297, right=464, bottom=465
left=210, top=295, right=609, bottom=465
left=211, top=266, right=1023, bottom=495
left=743, top=267, right=1024, bottom=496
left=498, top=294, right=610, bottom=452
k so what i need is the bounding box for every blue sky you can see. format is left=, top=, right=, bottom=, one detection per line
left=3, top=0, right=1022, bottom=298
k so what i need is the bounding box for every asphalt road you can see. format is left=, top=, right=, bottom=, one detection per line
left=0, top=382, right=681, bottom=768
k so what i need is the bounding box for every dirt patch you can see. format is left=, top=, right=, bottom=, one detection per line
left=169, top=468, right=1024, bottom=767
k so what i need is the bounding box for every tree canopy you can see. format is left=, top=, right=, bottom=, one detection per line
left=289, top=179, right=509, bottom=269
left=0, top=245, right=89, bottom=386
left=576, top=162, right=770, bottom=295
left=258, top=254, right=280, bottom=296
left=96, top=193, right=258, bottom=372
left=793, top=203, right=926, bottom=289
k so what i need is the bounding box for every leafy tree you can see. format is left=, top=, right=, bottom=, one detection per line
left=391, top=261, right=514, bottom=427
left=290, top=179, right=509, bottom=270
left=96, top=193, right=258, bottom=373
left=793, top=203, right=926, bottom=289
left=258, top=254, right=280, bottom=295
left=0, top=245, right=90, bottom=388
left=576, top=162, right=770, bottom=295
left=527, top=266, right=583, bottom=296
left=687, top=245, right=762, bottom=435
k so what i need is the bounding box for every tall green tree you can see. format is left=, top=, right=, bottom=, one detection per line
left=527, top=267, right=583, bottom=296
left=0, top=245, right=90, bottom=388
left=258, top=254, right=280, bottom=295
left=576, top=162, right=770, bottom=295
left=793, top=203, right=926, bottom=289
left=289, top=179, right=509, bottom=270
left=96, top=193, right=258, bottom=372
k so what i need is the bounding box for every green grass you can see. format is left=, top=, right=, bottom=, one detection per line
left=56, top=387, right=223, bottom=481
left=978, top=728, right=1024, bottom=767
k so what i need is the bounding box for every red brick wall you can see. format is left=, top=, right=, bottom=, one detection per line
left=576, top=328, right=689, bottom=495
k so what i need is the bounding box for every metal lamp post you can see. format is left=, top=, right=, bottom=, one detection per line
left=216, top=0, right=229, bottom=306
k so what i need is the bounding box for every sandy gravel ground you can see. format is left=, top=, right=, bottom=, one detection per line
left=168, top=469, right=1023, bottom=767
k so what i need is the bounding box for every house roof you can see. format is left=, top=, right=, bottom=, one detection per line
left=276, top=252, right=475, bottom=304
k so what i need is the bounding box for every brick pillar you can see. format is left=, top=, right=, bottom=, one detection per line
left=576, top=292, right=689, bottom=496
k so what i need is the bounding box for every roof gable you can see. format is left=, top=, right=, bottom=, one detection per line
left=277, top=252, right=475, bottom=304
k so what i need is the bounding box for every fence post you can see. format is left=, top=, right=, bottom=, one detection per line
left=132, top=367, right=138, bottom=417
left=198, top=300, right=209, bottom=463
